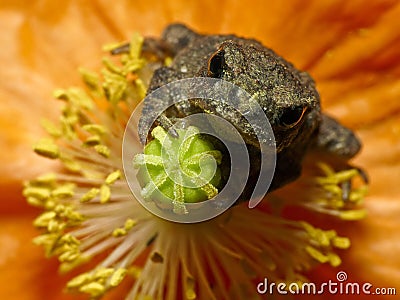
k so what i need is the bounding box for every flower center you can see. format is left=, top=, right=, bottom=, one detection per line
left=133, top=125, right=222, bottom=214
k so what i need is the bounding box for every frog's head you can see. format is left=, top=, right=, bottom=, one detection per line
left=200, top=40, right=321, bottom=152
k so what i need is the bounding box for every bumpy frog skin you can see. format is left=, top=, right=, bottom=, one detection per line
left=117, top=24, right=362, bottom=199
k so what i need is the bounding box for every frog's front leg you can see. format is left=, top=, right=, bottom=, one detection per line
left=138, top=67, right=186, bottom=144
left=111, top=37, right=172, bottom=60
left=138, top=66, right=200, bottom=144
left=314, top=114, right=361, bottom=159
left=313, top=114, right=368, bottom=199
left=111, top=24, right=199, bottom=59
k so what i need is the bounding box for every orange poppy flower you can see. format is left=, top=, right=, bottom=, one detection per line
left=1, top=1, right=400, bottom=299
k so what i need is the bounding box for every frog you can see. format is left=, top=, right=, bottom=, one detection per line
left=113, top=23, right=365, bottom=201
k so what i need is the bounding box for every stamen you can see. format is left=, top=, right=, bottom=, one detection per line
left=33, top=139, right=60, bottom=159
left=24, top=32, right=368, bottom=300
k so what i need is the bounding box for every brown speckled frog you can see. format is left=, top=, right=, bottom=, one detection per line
left=114, top=23, right=364, bottom=200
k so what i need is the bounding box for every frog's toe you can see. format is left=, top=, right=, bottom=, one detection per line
left=157, top=114, right=179, bottom=139
left=341, top=165, right=369, bottom=201
left=110, top=43, right=130, bottom=55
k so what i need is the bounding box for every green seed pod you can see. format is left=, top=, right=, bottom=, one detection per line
left=133, top=126, right=222, bottom=213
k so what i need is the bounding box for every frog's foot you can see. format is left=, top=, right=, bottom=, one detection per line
left=315, top=162, right=369, bottom=203
left=111, top=38, right=172, bottom=60
left=138, top=113, right=180, bottom=145
left=157, top=114, right=179, bottom=139
left=110, top=43, right=130, bottom=55
left=340, top=165, right=369, bottom=201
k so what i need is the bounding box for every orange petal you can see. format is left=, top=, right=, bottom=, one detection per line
left=0, top=215, right=87, bottom=300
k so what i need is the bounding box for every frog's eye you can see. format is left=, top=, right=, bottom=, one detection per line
left=279, top=106, right=307, bottom=129
left=207, top=49, right=226, bottom=78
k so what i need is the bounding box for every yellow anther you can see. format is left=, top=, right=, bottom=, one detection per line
left=102, top=57, right=125, bottom=75
left=94, top=268, right=115, bottom=279
left=314, top=229, right=330, bottom=247
left=94, top=145, right=110, bottom=158
left=110, top=268, right=127, bottom=287
left=124, top=58, right=145, bottom=73
left=164, top=56, right=173, bottom=66
left=332, top=236, right=351, bottom=249
left=84, top=135, right=101, bottom=146
left=327, top=253, right=342, bottom=267
left=48, top=219, right=66, bottom=233
left=23, top=187, right=51, bottom=200
left=79, top=68, right=100, bottom=91
left=112, top=228, right=127, bottom=237
left=33, top=211, right=57, bottom=227
left=129, top=32, right=144, bottom=59
left=59, top=250, right=80, bottom=262
left=102, top=41, right=124, bottom=52
left=61, top=112, right=79, bottom=125
left=55, top=88, right=94, bottom=111
left=102, top=68, right=125, bottom=83
left=41, top=119, right=62, bottom=137
left=32, top=233, right=59, bottom=247
left=317, top=162, right=335, bottom=176
left=44, top=200, right=56, bottom=210
left=330, top=199, right=345, bottom=209
left=60, top=256, right=91, bottom=274
left=57, top=243, right=75, bottom=253
left=349, top=186, right=368, bottom=203
left=65, top=210, right=84, bottom=223
left=317, top=168, right=359, bottom=186
left=61, top=157, right=82, bottom=172
left=100, top=184, right=111, bottom=203
left=79, top=282, right=105, bottom=297
left=305, top=246, right=329, bottom=264
left=112, top=219, right=137, bottom=237
left=105, top=170, right=121, bottom=185
left=33, top=139, right=60, bottom=159
left=67, top=273, right=92, bottom=288
left=185, top=277, right=197, bottom=300
left=35, top=173, right=57, bottom=184
left=54, top=204, right=66, bottom=214
left=26, top=197, right=43, bottom=207
left=102, top=73, right=127, bottom=104
left=60, top=120, right=77, bottom=140
left=124, top=218, right=137, bottom=230
left=322, top=184, right=343, bottom=196
left=127, top=266, right=142, bottom=279
left=339, top=209, right=367, bottom=220
left=52, top=184, right=75, bottom=198
left=324, top=229, right=337, bottom=240
left=60, top=234, right=80, bottom=245
left=135, top=78, right=147, bottom=99
left=53, top=89, right=69, bottom=100
left=300, top=221, right=315, bottom=235
left=80, top=188, right=100, bottom=202
left=333, top=169, right=359, bottom=182
left=82, top=124, right=107, bottom=135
